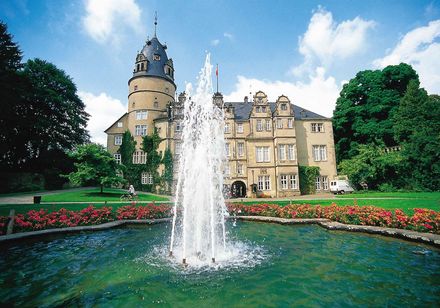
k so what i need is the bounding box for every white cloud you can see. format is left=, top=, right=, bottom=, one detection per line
left=211, top=39, right=220, bottom=46
left=223, top=32, right=233, bottom=40
left=292, top=7, right=375, bottom=76
left=224, top=67, right=340, bottom=117
left=373, top=20, right=440, bottom=94
left=82, top=0, right=142, bottom=45
left=79, top=91, right=126, bottom=145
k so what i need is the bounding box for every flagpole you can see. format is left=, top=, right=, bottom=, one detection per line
left=216, top=64, right=219, bottom=93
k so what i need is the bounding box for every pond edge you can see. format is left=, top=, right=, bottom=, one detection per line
left=1, top=216, right=439, bottom=248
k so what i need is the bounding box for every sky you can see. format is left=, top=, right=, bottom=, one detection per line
left=1, top=0, right=440, bottom=145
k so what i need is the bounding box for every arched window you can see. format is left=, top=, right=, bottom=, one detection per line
left=141, top=62, right=144, bottom=70
left=137, top=64, right=140, bottom=71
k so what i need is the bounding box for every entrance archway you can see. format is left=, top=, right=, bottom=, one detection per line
left=231, top=181, right=247, bottom=198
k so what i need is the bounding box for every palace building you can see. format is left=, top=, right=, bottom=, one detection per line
left=105, top=28, right=337, bottom=198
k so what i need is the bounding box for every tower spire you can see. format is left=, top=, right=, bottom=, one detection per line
left=154, top=11, right=158, bottom=37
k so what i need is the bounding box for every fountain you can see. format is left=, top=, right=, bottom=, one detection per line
left=169, top=54, right=228, bottom=266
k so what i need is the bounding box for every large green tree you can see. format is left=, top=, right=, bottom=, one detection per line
left=118, top=130, right=141, bottom=188
left=67, top=143, right=124, bottom=193
left=333, top=63, right=418, bottom=162
left=393, top=81, right=440, bottom=190
left=141, top=128, right=162, bottom=191
left=338, top=144, right=403, bottom=190
left=0, top=21, right=26, bottom=168
left=161, top=147, right=174, bottom=194
left=21, top=58, right=89, bottom=158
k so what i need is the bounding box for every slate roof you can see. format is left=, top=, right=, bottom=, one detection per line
left=226, top=102, right=329, bottom=121
left=132, top=37, right=174, bottom=83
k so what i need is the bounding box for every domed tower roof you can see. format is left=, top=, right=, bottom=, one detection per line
left=131, top=15, right=175, bottom=86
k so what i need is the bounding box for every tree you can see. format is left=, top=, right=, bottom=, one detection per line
left=333, top=63, right=418, bottom=162
left=141, top=128, right=162, bottom=191
left=118, top=130, right=141, bottom=187
left=67, top=143, right=124, bottom=193
left=162, top=147, right=174, bottom=194
left=338, top=144, right=403, bottom=190
left=0, top=21, right=26, bottom=169
left=393, top=82, right=440, bottom=190
left=21, top=59, right=89, bottom=159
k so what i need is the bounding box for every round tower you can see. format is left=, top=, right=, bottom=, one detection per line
left=127, top=28, right=176, bottom=138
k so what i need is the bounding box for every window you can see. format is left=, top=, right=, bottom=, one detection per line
left=281, top=104, right=287, bottom=111
left=287, top=144, right=296, bottom=161
left=136, top=110, right=147, bottom=120
left=114, top=154, right=121, bottom=164
left=117, top=122, right=123, bottom=128
left=280, top=175, right=288, bottom=189
left=313, top=145, right=327, bottom=161
left=153, top=54, right=160, bottom=61
left=315, top=177, right=321, bottom=190
left=224, top=123, right=230, bottom=133
left=133, top=151, right=146, bottom=164
left=134, top=85, right=138, bottom=91
left=288, top=118, right=293, bottom=128
left=256, top=119, right=263, bottom=131
left=311, top=123, right=324, bottom=132
left=141, top=62, right=144, bottom=70
left=225, top=143, right=230, bottom=157
left=237, top=163, right=243, bottom=175
left=237, top=123, right=243, bottom=133
left=135, top=125, right=147, bottom=136
left=277, top=119, right=283, bottom=129
left=175, top=143, right=181, bottom=155
left=154, top=101, right=159, bottom=108
left=322, top=176, right=329, bottom=190
left=289, top=174, right=298, bottom=189
left=262, top=106, right=267, bottom=113
left=256, top=106, right=261, bottom=113
left=237, top=142, right=244, bottom=157
left=175, top=122, right=182, bottom=132
left=278, top=145, right=286, bottom=161
left=258, top=175, right=270, bottom=191
left=224, top=164, right=230, bottom=176
left=256, top=146, right=270, bottom=162
left=141, top=172, right=153, bottom=185
left=265, top=119, right=271, bottom=131
left=114, top=135, right=122, bottom=145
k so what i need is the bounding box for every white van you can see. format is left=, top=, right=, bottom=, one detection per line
left=330, top=179, right=355, bottom=194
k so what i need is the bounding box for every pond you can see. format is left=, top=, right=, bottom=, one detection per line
left=1, top=222, right=439, bottom=306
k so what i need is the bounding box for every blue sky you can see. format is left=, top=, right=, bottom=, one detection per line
left=1, top=0, right=439, bottom=144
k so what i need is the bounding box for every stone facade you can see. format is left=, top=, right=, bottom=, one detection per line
left=105, top=33, right=337, bottom=197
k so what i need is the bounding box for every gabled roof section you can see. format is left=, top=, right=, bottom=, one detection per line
left=104, top=113, right=128, bottom=133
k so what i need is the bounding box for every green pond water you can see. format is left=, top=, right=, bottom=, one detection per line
left=0, top=222, right=439, bottom=307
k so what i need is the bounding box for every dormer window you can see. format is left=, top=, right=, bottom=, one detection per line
left=141, top=62, right=144, bottom=70
left=153, top=54, right=160, bottom=61
left=262, top=106, right=267, bottom=113
left=281, top=104, right=287, bottom=111
left=256, top=106, right=261, bottom=113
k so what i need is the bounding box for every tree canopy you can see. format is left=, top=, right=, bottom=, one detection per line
left=333, top=63, right=418, bottom=162
left=67, top=143, right=124, bottom=193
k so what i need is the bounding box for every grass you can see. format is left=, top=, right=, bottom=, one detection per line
left=41, top=188, right=169, bottom=202
left=336, top=191, right=440, bottom=199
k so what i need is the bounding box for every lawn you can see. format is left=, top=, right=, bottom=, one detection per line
left=41, top=188, right=169, bottom=202
left=336, top=191, right=440, bottom=199
left=234, top=194, right=439, bottom=214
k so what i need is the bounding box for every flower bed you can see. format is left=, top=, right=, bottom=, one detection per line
left=227, top=203, right=440, bottom=234
left=0, top=204, right=172, bottom=235
left=1, top=203, right=439, bottom=235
